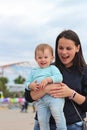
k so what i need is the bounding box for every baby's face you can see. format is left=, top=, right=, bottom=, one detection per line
left=35, top=49, right=54, bottom=68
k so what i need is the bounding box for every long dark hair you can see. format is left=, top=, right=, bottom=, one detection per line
left=55, top=30, right=86, bottom=73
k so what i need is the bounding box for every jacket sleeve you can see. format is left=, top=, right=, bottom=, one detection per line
left=24, top=88, right=34, bottom=103
left=80, top=97, right=87, bottom=112
left=80, top=67, right=87, bottom=112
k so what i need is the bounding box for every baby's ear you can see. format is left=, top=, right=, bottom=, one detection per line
left=35, top=57, right=37, bottom=62
left=51, top=56, right=54, bottom=63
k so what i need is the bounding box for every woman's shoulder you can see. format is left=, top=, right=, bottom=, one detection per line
left=82, top=66, right=87, bottom=75
left=80, top=66, right=87, bottom=82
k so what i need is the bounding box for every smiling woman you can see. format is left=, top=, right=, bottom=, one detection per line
left=57, top=37, right=80, bottom=68
left=25, top=30, right=87, bottom=130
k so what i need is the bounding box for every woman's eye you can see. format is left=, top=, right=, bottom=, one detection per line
left=58, top=47, right=63, bottom=50
left=58, top=47, right=72, bottom=50
left=66, top=47, right=72, bottom=50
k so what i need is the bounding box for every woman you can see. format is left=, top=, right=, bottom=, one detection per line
left=25, top=29, right=87, bottom=130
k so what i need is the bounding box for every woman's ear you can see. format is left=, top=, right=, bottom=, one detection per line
left=76, top=45, right=80, bottom=52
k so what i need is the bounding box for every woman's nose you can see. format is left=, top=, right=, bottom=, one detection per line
left=62, top=49, right=67, bottom=54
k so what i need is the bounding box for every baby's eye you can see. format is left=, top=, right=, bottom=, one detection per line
left=45, top=56, right=48, bottom=59
left=38, top=57, right=42, bottom=59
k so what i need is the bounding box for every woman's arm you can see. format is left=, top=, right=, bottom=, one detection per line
left=49, top=82, right=87, bottom=111
left=25, top=83, right=87, bottom=111
left=30, top=83, right=73, bottom=101
left=25, top=88, right=34, bottom=102
left=49, top=82, right=86, bottom=105
left=25, top=83, right=58, bottom=102
left=30, top=89, right=46, bottom=100
left=30, top=83, right=61, bottom=100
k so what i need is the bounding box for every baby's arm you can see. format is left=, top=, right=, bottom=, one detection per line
left=39, top=77, right=53, bottom=88
left=50, top=65, right=63, bottom=83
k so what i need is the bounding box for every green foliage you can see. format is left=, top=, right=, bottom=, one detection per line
left=7, top=91, right=24, bottom=98
left=0, top=77, right=9, bottom=84
left=0, top=75, right=25, bottom=98
left=14, top=75, right=25, bottom=84
left=0, top=76, right=9, bottom=97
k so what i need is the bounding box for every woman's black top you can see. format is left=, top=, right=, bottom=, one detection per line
left=25, top=66, right=87, bottom=125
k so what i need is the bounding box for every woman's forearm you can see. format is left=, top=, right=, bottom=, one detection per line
left=30, top=89, right=46, bottom=100
left=48, top=83, right=86, bottom=105
left=30, top=83, right=61, bottom=101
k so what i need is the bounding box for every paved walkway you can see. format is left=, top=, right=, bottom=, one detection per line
left=0, top=105, right=87, bottom=130
left=0, top=106, right=35, bottom=130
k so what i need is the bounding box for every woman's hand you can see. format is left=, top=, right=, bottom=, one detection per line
left=47, top=83, right=73, bottom=98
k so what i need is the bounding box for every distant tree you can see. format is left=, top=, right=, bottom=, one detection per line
left=0, top=77, right=10, bottom=97
left=14, top=75, right=25, bottom=84
left=0, top=76, right=25, bottom=98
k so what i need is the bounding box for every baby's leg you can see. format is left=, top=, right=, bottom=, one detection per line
left=37, top=100, right=51, bottom=130
left=49, top=98, right=67, bottom=130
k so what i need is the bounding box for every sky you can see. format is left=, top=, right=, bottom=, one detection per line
left=0, top=0, right=87, bottom=67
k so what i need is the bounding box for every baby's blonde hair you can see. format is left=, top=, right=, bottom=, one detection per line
left=35, top=43, right=53, bottom=58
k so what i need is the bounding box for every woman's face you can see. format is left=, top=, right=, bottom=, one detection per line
left=57, top=37, right=80, bottom=68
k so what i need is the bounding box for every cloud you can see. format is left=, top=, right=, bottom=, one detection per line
left=0, top=0, right=87, bottom=66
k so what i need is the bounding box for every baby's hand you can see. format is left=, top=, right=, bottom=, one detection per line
left=39, top=79, right=48, bottom=88
left=29, top=81, right=40, bottom=91
left=40, top=77, right=52, bottom=88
